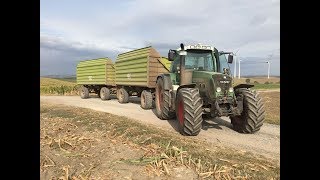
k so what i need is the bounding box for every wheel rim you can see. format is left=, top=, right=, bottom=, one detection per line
left=178, top=100, right=184, bottom=125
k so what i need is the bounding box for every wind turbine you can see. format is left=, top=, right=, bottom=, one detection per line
left=266, top=54, right=273, bottom=79
left=233, top=49, right=240, bottom=78
left=266, top=61, right=270, bottom=79
left=264, top=49, right=279, bottom=79
left=238, top=58, right=242, bottom=79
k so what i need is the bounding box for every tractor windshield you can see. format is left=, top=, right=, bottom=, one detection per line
left=185, top=50, right=216, bottom=71
left=171, top=50, right=217, bottom=73
left=218, top=54, right=230, bottom=73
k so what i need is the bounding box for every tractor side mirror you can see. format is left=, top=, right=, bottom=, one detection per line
left=227, top=55, right=233, bottom=63
left=168, top=49, right=176, bottom=61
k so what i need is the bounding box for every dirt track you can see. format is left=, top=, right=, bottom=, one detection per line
left=40, top=95, right=280, bottom=161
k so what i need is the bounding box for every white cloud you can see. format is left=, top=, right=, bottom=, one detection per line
left=40, top=0, right=279, bottom=76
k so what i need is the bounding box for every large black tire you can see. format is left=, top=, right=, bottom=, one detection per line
left=176, top=88, right=203, bottom=136
left=141, top=90, right=153, bottom=109
left=100, top=87, right=110, bottom=100
left=230, top=88, right=265, bottom=133
left=117, top=88, right=129, bottom=103
left=155, top=78, right=175, bottom=119
left=80, top=86, right=89, bottom=99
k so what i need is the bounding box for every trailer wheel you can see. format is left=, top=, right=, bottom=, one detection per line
left=117, top=88, right=129, bottom=103
left=176, top=88, right=203, bottom=136
left=155, top=78, right=175, bottom=119
left=141, top=90, right=153, bottom=109
left=230, top=88, right=265, bottom=133
left=100, top=87, right=110, bottom=100
left=80, top=86, right=89, bottom=99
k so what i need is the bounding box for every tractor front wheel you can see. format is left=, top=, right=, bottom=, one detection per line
left=230, top=88, right=265, bottom=133
left=176, top=88, right=203, bottom=136
left=155, top=78, right=175, bottom=119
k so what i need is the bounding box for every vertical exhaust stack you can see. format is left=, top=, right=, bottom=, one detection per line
left=179, top=43, right=193, bottom=85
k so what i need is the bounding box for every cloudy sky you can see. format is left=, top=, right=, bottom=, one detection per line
left=40, top=0, right=280, bottom=76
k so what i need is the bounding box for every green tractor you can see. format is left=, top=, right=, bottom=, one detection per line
left=155, top=43, right=265, bottom=136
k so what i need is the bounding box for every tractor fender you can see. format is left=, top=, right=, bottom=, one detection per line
left=233, top=84, right=254, bottom=90
left=176, top=83, right=197, bottom=93
left=157, top=74, right=172, bottom=90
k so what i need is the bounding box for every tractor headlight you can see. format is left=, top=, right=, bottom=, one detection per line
left=228, top=87, right=234, bottom=93
left=216, top=87, right=221, bottom=93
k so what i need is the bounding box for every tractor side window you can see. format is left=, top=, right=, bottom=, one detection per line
left=219, top=54, right=229, bottom=73
left=171, top=55, right=180, bottom=73
left=185, top=56, right=196, bottom=69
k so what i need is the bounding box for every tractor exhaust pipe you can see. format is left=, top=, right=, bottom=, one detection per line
left=179, top=43, right=186, bottom=85
left=179, top=43, right=192, bottom=85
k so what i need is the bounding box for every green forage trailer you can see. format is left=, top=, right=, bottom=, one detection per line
left=76, top=57, right=116, bottom=100
left=76, top=47, right=172, bottom=109
left=115, top=46, right=171, bottom=108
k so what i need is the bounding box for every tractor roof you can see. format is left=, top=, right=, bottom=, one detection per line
left=176, top=43, right=214, bottom=51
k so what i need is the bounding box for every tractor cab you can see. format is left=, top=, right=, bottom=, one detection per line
left=170, top=44, right=216, bottom=73
left=169, top=44, right=234, bottom=73
left=168, top=43, right=234, bottom=100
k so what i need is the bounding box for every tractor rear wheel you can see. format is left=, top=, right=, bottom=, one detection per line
left=100, top=87, right=110, bottom=100
left=80, top=86, right=89, bottom=99
left=176, top=88, right=203, bottom=136
left=230, top=88, right=265, bottom=133
left=117, top=88, right=129, bottom=104
left=140, top=90, right=153, bottom=109
left=155, top=78, right=175, bottom=119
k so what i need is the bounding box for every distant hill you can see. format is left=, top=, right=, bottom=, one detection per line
left=40, top=77, right=76, bottom=87
left=41, top=74, right=76, bottom=79
left=241, top=75, right=280, bottom=78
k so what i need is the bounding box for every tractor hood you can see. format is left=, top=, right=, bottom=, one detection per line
left=192, top=71, right=232, bottom=81
left=192, top=71, right=233, bottom=98
left=211, top=73, right=233, bottom=93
